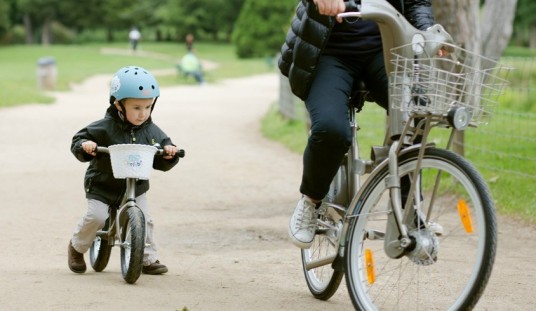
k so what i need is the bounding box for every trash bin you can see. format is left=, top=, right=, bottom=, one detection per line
left=36, top=57, right=57, bottom=90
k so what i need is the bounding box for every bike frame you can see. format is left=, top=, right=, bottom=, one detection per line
left=335, top=0, right=454, bottom=258
left=95, top=147, right=148, bottom=249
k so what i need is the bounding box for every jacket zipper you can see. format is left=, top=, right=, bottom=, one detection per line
left=130, top=129, right=136, bottom=143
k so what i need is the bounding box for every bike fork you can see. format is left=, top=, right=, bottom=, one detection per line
left=383, top=115, right=434, bottom=259
left=383, top=140, right=412, bottom=258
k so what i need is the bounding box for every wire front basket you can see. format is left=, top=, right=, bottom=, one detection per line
left=390, top=42, right=511, bottom=125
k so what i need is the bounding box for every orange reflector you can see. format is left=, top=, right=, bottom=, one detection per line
left=457, top=199, right=474, bottom=233
left=365, top=249, right=375, bottom=284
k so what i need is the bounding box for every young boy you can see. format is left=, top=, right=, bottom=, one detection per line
left=68, top=66, right=181, bottom=275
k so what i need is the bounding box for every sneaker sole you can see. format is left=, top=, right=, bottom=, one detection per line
left=142, top=267, right=168, bottom=275
left=288, top=224, right=313, bottom=249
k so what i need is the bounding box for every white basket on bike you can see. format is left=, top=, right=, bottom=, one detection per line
left=389, top=42, right=511, bottom=125
left=108, top=144, right=157, bottom=180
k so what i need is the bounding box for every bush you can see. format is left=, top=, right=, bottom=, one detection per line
left=0, top=25, right=26, bottom=45
left=232, top=0, right=294, bottom=58
left=51, top=21, right=76, bottom=44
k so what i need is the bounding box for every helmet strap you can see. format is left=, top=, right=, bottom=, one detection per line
left=116, top=100, right=127, bottom=122
left=151, top=97, right=158, bottom=112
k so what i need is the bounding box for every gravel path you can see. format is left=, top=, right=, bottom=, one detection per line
left=0, top=73, right=534, bottom=310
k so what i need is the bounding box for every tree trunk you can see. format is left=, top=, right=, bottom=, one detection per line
left=431, top=0, right=517, bottom=155
left=107, top=28, right=114, bottom=42
left=41, top=19, right=52, bottom=45
left=431, top=0, right=480, bottom=53
left=481, top=0, right=518, bottom=60
left=23, top=14, right=33, bottom=45
left=432, top=0, right=480, bottom=156
left=530, top=24, right=536, bottom=49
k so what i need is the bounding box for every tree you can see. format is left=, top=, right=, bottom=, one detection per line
left=232, top=0, right=294, bottom=58
left=156, top=0, right=245, bottom=42
left=481, top=0, right=518, bottom=60
left=431, top=0, right=517, bottom=155
left=17, top=0, right=59, bottom=44
left=514, top=0, right=536, bottom=48
left=0, top=0, right=10, bottom=37
left=432, top=0, right=517, bottom=60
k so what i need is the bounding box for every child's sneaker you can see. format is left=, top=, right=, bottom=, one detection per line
left=142, top=260, right=168, bottom=275
left=288, top=196, right=319, bottom=249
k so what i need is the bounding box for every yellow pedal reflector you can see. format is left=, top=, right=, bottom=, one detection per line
left=457, top=199, right=474, bottom=233
left=365, top=249, right=375, bottom=284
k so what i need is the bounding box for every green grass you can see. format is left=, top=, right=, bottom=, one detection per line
left=466, top=111, right=536, bottom=222
left=0, top=42, right=274, bottom=107
left=504, top=45, right=536, bottom=57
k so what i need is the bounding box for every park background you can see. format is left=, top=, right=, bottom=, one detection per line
left=0, top=0, right=534, bottom=223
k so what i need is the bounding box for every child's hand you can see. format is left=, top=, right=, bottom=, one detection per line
left=163, top=145, right=178, bottom=160
left=81, top=140, right=97, bottom=156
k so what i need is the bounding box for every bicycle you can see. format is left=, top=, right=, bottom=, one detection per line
left=300, top=0, right=511, bottom=309
left=88, top=144, right=185, bottom=284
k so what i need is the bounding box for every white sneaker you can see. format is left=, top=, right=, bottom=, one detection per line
left=288, top=196, right=319, bottom=249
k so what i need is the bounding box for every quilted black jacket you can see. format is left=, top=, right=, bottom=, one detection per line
left=278, top=0, right=435, bottom=100
left=71, top=105, right=179, bottom=206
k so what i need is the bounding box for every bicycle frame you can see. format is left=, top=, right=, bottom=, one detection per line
left=94, top=148, right=147, bottom=249
left=335, top=0, right=455, bottom=258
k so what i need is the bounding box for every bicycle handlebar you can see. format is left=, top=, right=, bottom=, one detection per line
left=95, top=145, right=185, bottom=158
left=338, top=0, right=454, bottom=73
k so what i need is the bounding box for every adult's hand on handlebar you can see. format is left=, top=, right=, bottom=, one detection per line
left=314, top=0, right=346, bottom=23
left=438, top=48, right=449, bottom=57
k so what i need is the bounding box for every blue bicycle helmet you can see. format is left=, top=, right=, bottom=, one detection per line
left=109, top=66, right=160, bottom=103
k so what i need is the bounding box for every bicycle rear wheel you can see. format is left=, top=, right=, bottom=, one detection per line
left=89, top=217, right=113, bottom=272
left=345, top=148, right=497, bottom=310
left=120, top=206, right=146, bottom=284
left=301, top=164, right=349, bottom=300
left=301, top=204, right=345, bottom=300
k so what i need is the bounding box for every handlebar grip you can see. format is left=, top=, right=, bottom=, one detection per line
left=95, top=146, right=109, bottom=154
left=155, top=148, right=186, bottom=158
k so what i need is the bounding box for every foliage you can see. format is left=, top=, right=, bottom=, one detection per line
left=0, top=0, right=10, bottom=38
left=156, top=0, right=245, bottom=42
left=3, top=0, right=246, bottom=44
left=512, top=0, right=536, bottom=47
left=231, top=0, right=294, bottom=58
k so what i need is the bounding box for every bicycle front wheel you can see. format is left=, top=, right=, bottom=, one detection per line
left=345, top=148, right=497, bottom=310
left=120, top=206, right=146, bottom=284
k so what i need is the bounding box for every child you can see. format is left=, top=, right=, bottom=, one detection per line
left=68, top=66, right=181, bottom=275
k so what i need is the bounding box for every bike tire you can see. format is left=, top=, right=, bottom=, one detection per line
left=89, top=218, right=113, bottom=272
left=344, top=148, right=497, bottom=310
left=301, top=207, right=345, bottom=300
left=120, top=206, right=146, bottom=284
left=301, top=163, right=348, bottom=300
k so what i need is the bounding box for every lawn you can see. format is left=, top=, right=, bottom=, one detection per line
left=0, top=42, right=274, bottom=108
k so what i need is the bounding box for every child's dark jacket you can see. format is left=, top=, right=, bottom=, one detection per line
left=71, top=105, right=179, bottom=206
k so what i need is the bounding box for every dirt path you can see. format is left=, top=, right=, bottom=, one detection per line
left=0, top=73, right=534, bottom=310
